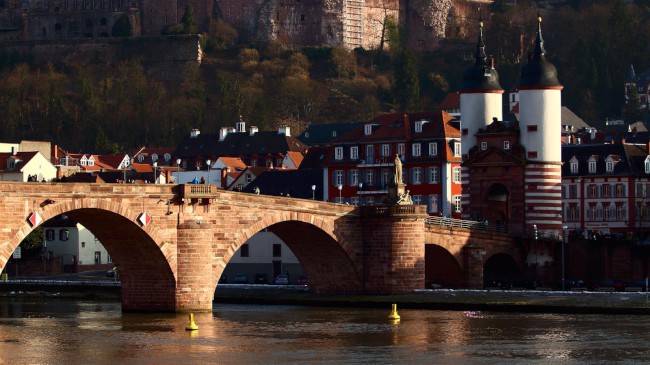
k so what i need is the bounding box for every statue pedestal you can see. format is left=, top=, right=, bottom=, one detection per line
left=385, top=183, right=411, bottom=205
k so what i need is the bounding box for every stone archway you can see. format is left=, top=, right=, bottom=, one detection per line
left=8, top=204, right=176, bottom=312
left=487, top=183, right=510, bottom=226
left=215, top=215, right=363, bottom=295
left=424, top=244, right=464, bottom=288
left=483, top=253, right=521, bottom=288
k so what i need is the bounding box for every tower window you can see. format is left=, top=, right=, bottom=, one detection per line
left=527, top=125, right=538, bottom=132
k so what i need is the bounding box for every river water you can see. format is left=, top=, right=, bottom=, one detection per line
left=0, top=298, right=649, bottom=364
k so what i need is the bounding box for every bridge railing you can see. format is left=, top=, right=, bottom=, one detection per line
left=424, top=216, right=509, bottom=234
left=182, top=184, right=215, bottom=199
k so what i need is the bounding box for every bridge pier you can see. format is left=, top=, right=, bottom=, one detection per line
left=361, top=205, right=428, bottom=294
left=175, top=220, right=215, bottom=312
left=463, top=243, right=486, bottom=289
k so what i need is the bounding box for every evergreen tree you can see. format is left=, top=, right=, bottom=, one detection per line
left=392, top=48, right=420, bottom=112
left=625, top=85, right=644, bottom=123
left=181, top=5, right=198, bottom=35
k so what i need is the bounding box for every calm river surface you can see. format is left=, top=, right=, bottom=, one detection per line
left=0, top=298, right=649, bottom=364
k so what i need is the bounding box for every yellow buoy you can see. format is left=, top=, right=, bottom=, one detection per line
left=185, top=312, right=199, bottom=331
left=388, top=303, right=400, bottom=320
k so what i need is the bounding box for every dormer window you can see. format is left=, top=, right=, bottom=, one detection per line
left=80, top=156, right=88, bottom=166
left=364, top=124, right=372, bottom=136
left=606, top=161, right=614, bottom=173
left=503, top=140, right=510, bottom=150
left=163, top=153, right=170, bottom=161
left=304, top=132, right=310, bottom=138
left=570, top=157, right=579, bottom=174
left=645, top=156, right=650, bottom=174
left=7, top=159, right=15, bottom=169
left=137, top=155, right=145, bottom=162
left=332, top=131, right=337, bottom=137
left=88, top=157, right=95, bottom=166
left=152, top=154, right=159, bottom=162
left=588, top=155, right=598, bottom=174
left=605, top=155, right=619, bottom=173
left=481, top=142, right=488, bottom=151
left=589, top=161, right=596, bottom=173
left=415, top=120, right=423, bottom=133
left=453, top=142, right=461, bottom=157
left=334, top=147, right=343, bottom=160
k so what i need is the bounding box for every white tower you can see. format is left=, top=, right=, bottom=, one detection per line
left=459, top=21, right=504, bottom=219
left=518, top=15, right=563, bottom=237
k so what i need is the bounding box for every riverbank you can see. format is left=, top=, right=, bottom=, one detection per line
left=2, top=279, right=650, bottom=314
left=214, top=285, right=650, bottom=315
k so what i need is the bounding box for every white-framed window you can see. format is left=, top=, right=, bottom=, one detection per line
left=365, top=145, right=374, bottom=163
left=88, top=157, right=95, bottom=166
left=412, top=143, right=421, bottom=157
left=364, top=124, right=372, bottom=135
left=335, top=147, right=343, bottom=160
left=350, top=146, right=359, bottom=160
left=349, top=170, right=359, bottom=186
left=454, top=142, right=461, bottom=157
left=588, top=160, right=596, bottom=173
left=80, top=156, right=88, bottom=166
left=602, top=184, right=612, bottom=198
left=365, top=170, right=374, bottom=186
left=569, top=184, right=578, bottom=198
left=617, top=204, right=626, bottom=220
left=381, top=144, right=391, bottom=157
left=503, top=140, right=510, bottom=150
left=452, top=167, right=461, bottom=183
left=428, top=167, right=439, bottom=184
left=59, top=229, right=69, bottom=241
left=412, top=168, right=422, bottom=184
left=453, top=195, right=462, bottom=212
left=481, top=142, right=488, bottom=151
left=415, top=120, right=423, bottom=133
left=381, top=169, right=390, bottom=187
left=616, top=183, right=626, bottom=197
left=163, top=153, right=169, bottom=162
left=429, top=142, right=437, bottom=156
left=570, top=160, right=579, bottom=173
left=428, top=194, right=439, bottom=214
left=645, top=156, right=650, bottom=173
left=606, top=161, right=614, bottom=173
left=334, top=170, right=344, bottom=186
left=138, top=155, right=145, bottom=162
left=350, top=197, right=359, bottom=206
left=413, top=195, right=422, bottom=205
left=397, top=143, right=405, bottom=156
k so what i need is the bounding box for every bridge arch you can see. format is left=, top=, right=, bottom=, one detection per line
left=218, top=213, right=362, bottom=293
left=483, top=253, right=522, bottom=287
left=424, top=244, right=464, bottom=288
left=9, top=200, right=176, bottom=312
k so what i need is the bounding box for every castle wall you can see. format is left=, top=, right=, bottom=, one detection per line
left=4, top=35, right=201, bottom=81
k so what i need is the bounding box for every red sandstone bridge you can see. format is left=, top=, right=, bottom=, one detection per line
left=0, top=182, right=517, bottom=312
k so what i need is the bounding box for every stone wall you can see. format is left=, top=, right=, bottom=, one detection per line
left=3, top=35, right=202, bottom=82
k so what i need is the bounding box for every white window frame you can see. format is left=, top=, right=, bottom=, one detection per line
left=429, top=167, right=439, bottom=184
left=415, top=121, right=423, bottom=133
left=412, top=167, right=422, bottom=184
left=412, top=143, right=421, bottom=157
left=588, top=161, right=596, bottom=173
left=503, top=140, right=510, bottom=150
left=397, top=143, right=405, bottom=157
left=454, top=142, right=461, bottom=157
left=350, top=146, right=359, bottom=160
left=606, top=161, right=614, bottom=173
left=480, top=141, right=488, bottom=151
left=429, top=142, right=437, bottom=156
left=453, top=195, right=462, bottom=212
left=452, top=167, right=461, bottom=183
left=381, top=144, right=391, bottom=157
left=335, top=147, right=343, bottom=160
left=350, top=170, right=359, bottom=186
left=335, top=170, right=344, bottom=186
left=364, top=124, right=372, bottom=135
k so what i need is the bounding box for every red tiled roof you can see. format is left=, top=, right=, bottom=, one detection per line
left=285, top=151, right=304, bottom=167
left=132, top=163, right=153, bottom=173
left=439, top=93, right=460, bottom=110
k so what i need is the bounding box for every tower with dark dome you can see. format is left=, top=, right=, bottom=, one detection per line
left=517, top=15, right=563, bottom=238
left=459, top=21, right=504, bottom=218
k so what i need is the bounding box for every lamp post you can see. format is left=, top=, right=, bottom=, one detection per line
left=206, top=159, right=211, bottom=184
left=152, top=161, right=157, bottom=184
left=311, top=185, right=316, bottom=200
left=562, top=225, right=568, bottom=291
left=176, top=158, right=181, bottom=184
left=338, top=184, right=342, bottom=203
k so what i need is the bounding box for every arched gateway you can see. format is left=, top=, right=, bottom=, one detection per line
left=0, top=182, right=433, bottom=312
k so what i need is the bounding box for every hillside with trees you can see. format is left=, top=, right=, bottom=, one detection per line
left=0, top=0, right=649, bottom=152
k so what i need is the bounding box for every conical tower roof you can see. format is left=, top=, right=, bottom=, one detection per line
left=517, top=15, right=562, bottom=89
left=460, top=21, right=503, bottom=92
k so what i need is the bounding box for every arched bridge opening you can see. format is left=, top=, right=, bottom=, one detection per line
left=424, top=244, right=464, bottom=289
left=483, top=253, right=521, bottom=289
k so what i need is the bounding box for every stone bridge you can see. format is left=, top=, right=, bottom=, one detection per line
left=0, top=182, right=520, bottom=312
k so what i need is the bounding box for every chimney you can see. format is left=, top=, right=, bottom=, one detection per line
left=219, top=127, right=229, bottom=141
left=278, top=126, right=291, bottom=136
left=190, top=129, right=201, bottom=138
left=249, top=126, right=258, bottom=136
